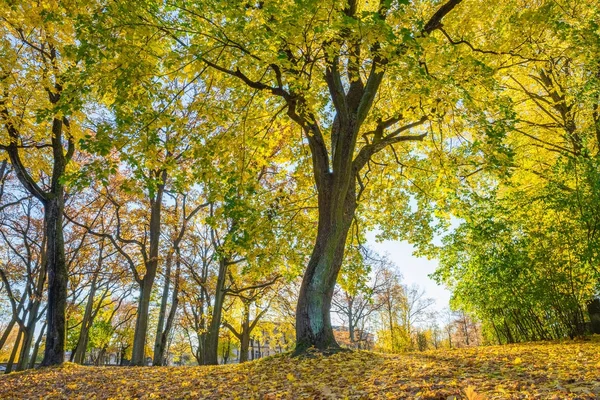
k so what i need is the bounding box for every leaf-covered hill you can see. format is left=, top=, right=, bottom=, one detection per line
left=1, top=341, right=599, bottom=399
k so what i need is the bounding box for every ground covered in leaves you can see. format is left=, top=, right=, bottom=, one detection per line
left=2, top=341, right=599, bottom=399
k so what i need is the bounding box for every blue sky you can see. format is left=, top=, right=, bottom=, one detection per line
left=366, top=232, right=452, bottom=312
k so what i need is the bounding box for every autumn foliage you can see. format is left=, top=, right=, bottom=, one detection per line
left=1, top=0, right=600, bottom=395
left=1, top=341, right=599, bottom=399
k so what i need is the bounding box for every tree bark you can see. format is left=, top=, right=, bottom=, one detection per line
left=204, top=257, right=228, bottom=365
left=131, top=275, right=153, bottom=366
left=0, top=319, right=15, bottom=353
left=5, top=328, right=22, bottom=374
left=154, top=253, right=180, bottom=366
left=192, top=0, right=459, bottom=356
left=3, top=132, right=69, bottom=367
left=295, top=176, right=356, bottom=354
left=223, top=303, right=250, bottom=363
left=153, top=250, right=173, bottom=365
left=40, top=195, right=68, bottom=366
left=16, top=317, right=35, bottom=371
left=131, top=173, right=165, bottom=366
left=348, top=299, right=355, bottom=343
left=239, top=304, right=251, bottom=363
left=15, top=238, right=47, bottom=371
left=73, top=275, right=98, bottom=364
left=28, top=321, right=46, bottom=369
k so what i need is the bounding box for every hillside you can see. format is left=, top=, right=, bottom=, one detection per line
left=1, top=341, right=599, bottom=399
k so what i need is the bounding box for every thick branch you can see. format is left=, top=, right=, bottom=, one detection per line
left=423, top=0, right=463, bottom=34
left=353, top=117, right=428, bottom=172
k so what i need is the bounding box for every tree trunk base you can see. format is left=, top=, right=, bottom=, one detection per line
left=292, top=344, right=350, bottom=358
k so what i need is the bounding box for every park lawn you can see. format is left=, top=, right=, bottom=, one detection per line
left=1, top=341, right=599, bottom=399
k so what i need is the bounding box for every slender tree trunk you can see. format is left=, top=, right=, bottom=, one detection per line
left=0, top=319, right=15, bottom=353
left=153, top=251, right=173, bottom=365
left=155, top=256, right=180, bottom=366
left=238, top=304, right=251, bottom=363
left=41, top=195, right=67, bottom=366
left=387, top=299, right=396, bottom=352
left=204, top=257, right=228, bottom=365
left=491, top=320, right=502, bottom=344
left=17, top=247, right=46, bottom=371
left=5, top=328, right=23, bottom=374
left=28, top=321, right=46, bottom=369
left=131, top=177, right=165, bottom=366
left=73, top=276, right=98, bottom=364
left=222, top=338, right=230, bottom=364
left=16, top=321, right=34, bottom=371
left=461, top=315, right=470, bottom=346
left=348, top=299, right=355, bottom=344
left=503, top=319, right=515, bottom=344
left=119, top=345, right=129, bottom=366
left=257, top=337, right=262, bottom=359
left=446, top=326, right=453, bottom=349
left=95, top=347, right=106, bottom=366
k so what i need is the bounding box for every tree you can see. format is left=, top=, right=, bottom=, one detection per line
left=402, top=284, right=435, bottom=339
left=333, top=247, right=387, bottom=347
left=153, top=192, right=207, bottom=366
left=71, top=5, right=209, bottom=365
left=0, top=191, right=46, bottom=371
left=179, top=221, right=214, bottom=366
left=373, top=261, right=434, bottom=353
left=427, top=0, right=600, bottom=346
left=0, top=1, right=88, bottom=365
left=222, top=275, right=281, bottom=362
left=161, top=0, right=468, bottom=354
left=375, top=265, right=407, bottom=353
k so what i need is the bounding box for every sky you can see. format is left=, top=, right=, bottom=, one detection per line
left=366, top=232, right=452, bottom=313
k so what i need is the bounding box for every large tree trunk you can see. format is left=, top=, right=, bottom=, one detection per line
left=3, top=78, right=72, bottom=367
left=295, top=179, right=356, bottom=354
left=131, top=276, right=153, bottom=366
left=239, top=332, right=250, bottom=363
left=204, top=257, right=228, bottom=365
left=588, top=298, right=600, bottom=334
left=41, top=195, right=68, bottom=366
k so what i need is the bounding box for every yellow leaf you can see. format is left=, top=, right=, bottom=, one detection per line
left=464, top=386, right=486, bottom=400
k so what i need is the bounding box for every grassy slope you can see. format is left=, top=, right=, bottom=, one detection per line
left=1, top=341, right=599, bottom=399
